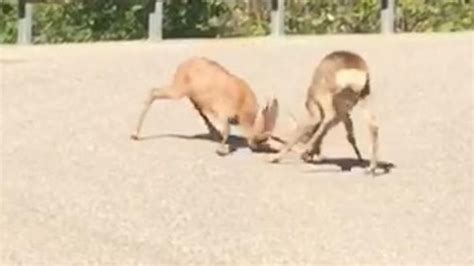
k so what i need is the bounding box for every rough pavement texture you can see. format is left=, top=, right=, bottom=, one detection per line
left=1, top=33, right=473, bottom=265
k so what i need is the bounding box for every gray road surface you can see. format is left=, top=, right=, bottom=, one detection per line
left=1, top=33, right=473, bottom=265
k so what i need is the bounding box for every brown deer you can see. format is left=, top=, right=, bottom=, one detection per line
left=130, top=57, right=279, bottom=156
left=269, top=50, right=379, bottom=174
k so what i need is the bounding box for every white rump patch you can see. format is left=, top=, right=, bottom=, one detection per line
left=335, top=68, right=367, bottom=91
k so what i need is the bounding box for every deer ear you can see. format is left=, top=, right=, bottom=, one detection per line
left=252, top=97, right=279, bottom=142
left=263, top=97, right=279, bottom=133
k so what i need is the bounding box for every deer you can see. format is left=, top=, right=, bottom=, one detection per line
left=268, top=50, right=379, bottom=174
left=130, top=56, right=279, bottom=156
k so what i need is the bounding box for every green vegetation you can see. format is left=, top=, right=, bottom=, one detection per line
left=0, top=0, right=472, bottom=44
left=0, top=1, right=18, bottom=43
left=396, top=0, right=473, bottom=32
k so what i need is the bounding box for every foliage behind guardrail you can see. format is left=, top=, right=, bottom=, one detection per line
left=0, top=0, right=472, bottom=44
left=286, top=0, right=380, bottom=34
left=0, top=1, right=18, bottom=43
left=396, top=0, right=473, bottom=32
left=286, top=0, right=473, bottom=34
left=35, top=0, right=150, bottom=43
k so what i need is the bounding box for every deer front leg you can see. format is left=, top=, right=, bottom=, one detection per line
left=300, top=110, right=338, bottom=163
left=216, top=120, right=231, bottom=156
left=268, top=115, right=319, bottom=163
left=298, top=97, right=338, bottom=162
left=189, top=99, right=222, bottom=141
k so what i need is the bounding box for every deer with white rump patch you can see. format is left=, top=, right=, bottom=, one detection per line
left=269, top=50, right=379, bottom=174
left=130, top=57, right=279, bottom=155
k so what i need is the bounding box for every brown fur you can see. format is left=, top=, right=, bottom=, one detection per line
left=269, top=51, right=379, bottom=174
left=130, top=57, right=279, bottom=155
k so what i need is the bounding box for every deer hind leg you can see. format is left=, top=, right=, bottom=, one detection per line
left=360, top=98, right=379, bottom=174
left=342, top=114, right=363, bottom=161
left=189, top=99, right=222, bottom=141
left=300, top=106, right=339, bottom=163
left=300, top=98, right=324, bottom=144
left=131, top=86, right=183, bottom=140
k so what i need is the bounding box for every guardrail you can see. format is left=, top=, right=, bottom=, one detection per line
left=17, top=0, right=34, bottom=44
left=16, top=0, right=397, bottom=45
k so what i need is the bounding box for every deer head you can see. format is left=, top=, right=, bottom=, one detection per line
left=249, top=97, right=279, bottom=147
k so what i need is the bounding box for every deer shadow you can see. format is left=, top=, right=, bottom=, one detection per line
left=306, top=157, right=396, bottom=176
left=132, top=133, right=279, bottom=154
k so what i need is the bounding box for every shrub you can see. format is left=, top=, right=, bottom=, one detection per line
left=396, top=0, right=473, bottom=32
left=32, top=0, right=149, bottom=43
left=285, top=0, right=380, bottom=34
left=0, top=2, right=18, bottom=43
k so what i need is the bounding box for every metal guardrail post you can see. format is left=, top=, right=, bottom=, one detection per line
left=148, top=0, right=163, bottom=41
left=17, top=0, right=34, bottom=44
left=381, top=0, right=395, bottom=33
left=270, top=0, right=285, bottom=37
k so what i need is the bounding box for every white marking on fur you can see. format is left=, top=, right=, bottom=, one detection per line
left=335, top=68, right=367, bottom=91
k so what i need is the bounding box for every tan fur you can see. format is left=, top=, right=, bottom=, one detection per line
left=130, top=57, right=279, bottom=155
left=269, top=51, right=379, bottom=174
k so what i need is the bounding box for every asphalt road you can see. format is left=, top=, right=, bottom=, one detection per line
left=1, top=33, right=473, bottom=265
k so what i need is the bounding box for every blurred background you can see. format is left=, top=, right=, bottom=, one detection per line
left=0, top=0, right=472, bottom=44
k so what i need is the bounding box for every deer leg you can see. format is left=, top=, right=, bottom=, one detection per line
left=300, top=110, right=339, bottom=163
left=360, top=98, right=379, bottom=174
left=268, top=115, right=319, bottom=163
left=342, top=114, right=363, bottom=161
left=216, top=120, right=231, bottom=156
left=131, top=86, right=182, bottom=140
left=301, top=98, right=323, bottom=144
left=189, top=100, right=222, bottom=141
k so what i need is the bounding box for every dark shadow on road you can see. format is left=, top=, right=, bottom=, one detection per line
left=306, top=157, right=396, bottom=176
left=131, top=133, right=279, bottom=154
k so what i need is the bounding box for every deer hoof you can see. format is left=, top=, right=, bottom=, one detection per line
left=130, top=134, right=140, bottom=141
left=366, top=165, right=377, bottom=176
left=301, top=151, right=313, bottom=163
left=216, top=145, right=231, bottom=156
left=268, top=154, right=281, bottom=164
